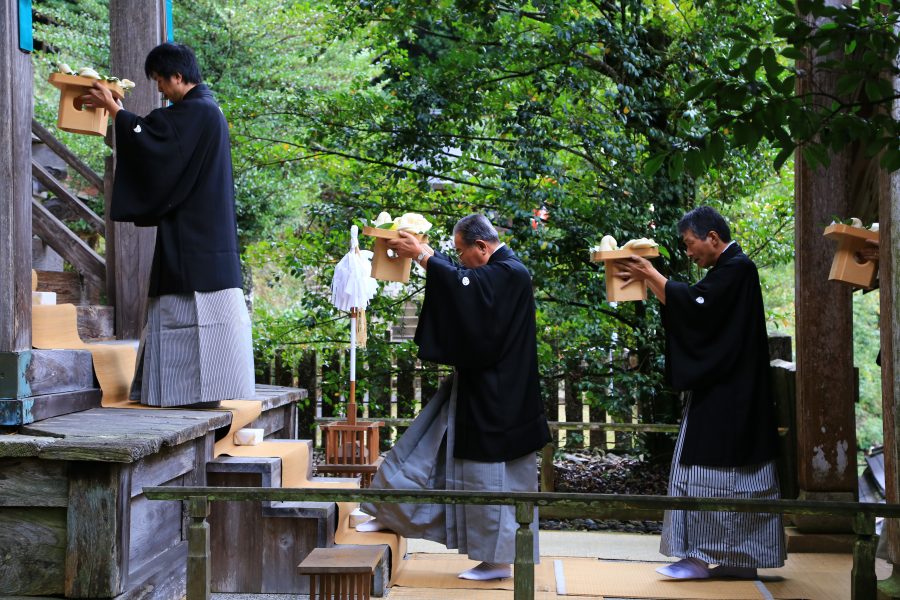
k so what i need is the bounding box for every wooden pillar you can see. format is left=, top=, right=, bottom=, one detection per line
left=0, top=0, right=33, bottom=353
left=793, top=19, right=858, bottom=521
left=878, top=143, right=900, bottom=590
left=105, top=0, right=167, bottom=339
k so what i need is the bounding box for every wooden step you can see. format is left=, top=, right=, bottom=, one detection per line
left=33, top=269, right=101, bottom=305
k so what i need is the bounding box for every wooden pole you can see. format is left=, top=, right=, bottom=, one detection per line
left=514, top=502, right=535, bottom=600
left=0, top=0, right=33, bottom=353
left=107, top=0, right=166, bottom=339
left=793, top=5, right=858, bottom=523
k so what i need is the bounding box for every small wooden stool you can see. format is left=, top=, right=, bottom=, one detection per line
left=298, top=546, right=384, bottom=599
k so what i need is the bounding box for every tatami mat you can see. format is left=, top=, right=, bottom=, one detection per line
left=393, top=553, right=555, bottom=592
left=558, top=558, right=765, bottom=599
left=388, top=553, right=882, bottom=600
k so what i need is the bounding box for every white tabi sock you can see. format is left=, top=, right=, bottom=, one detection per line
left=458, top=562, right=512, bottom=580
left=656, top=557, right=711, bottom=579
left=355, top=517, right=387, bottom=532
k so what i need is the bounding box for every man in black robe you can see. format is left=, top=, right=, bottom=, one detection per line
left=615, top=206, right=784, bottom=579
left=82, top=43, right=253, bottom=408
left=357, top=214, right=551, bottom=580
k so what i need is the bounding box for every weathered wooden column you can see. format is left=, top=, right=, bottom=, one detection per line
left=0, top=0, right=33, bottom=356
left=793, top=12, right=859, bottom=535
left=105, top=0, right=167, bottom=339
left=877, top=118, right=900, bottom=597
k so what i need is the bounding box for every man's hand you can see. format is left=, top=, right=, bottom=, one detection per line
left=613, top=255, right=657, bottom=284
left=386, top=230, right=424, bottom=259
left=78, top=82, right=122, bottom=118
left=855, top=239, right=879, bottom=264
left=611, top=255, right=668, bottom=304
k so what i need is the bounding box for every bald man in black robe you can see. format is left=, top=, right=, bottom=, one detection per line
left=357, top=214, right=551, bottom=580
left=615, top=206, right=784, bottom=580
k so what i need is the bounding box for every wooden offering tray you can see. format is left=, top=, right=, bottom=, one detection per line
left=48, top=72, right=125, bottom=136
left=823, top=223, right=879, bottom=290
left=591, top=246, right=660, bottom=302
left=362, top=226, right=426, bottom=283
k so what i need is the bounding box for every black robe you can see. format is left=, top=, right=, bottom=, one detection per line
left=110, top=84, right=243, bottom=297
left=663, top=243, right=779, bottom=467
left=414, top=245, right=551, bottom=462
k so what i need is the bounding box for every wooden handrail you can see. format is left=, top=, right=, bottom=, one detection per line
left=31, top=198, right=105, bottom=286
left=32, top=161, right=105, bottom=236
left=145, top=485, right=892, bottom=600
left=31, top=119, right=105, bottom=192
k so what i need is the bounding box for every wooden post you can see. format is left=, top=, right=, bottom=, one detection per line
left=514, top=501, right=535, bottom=600
left=0, top=0, right=33, bottom=353
left=878, top=132, right=900, bottom=596
left=794, top=18, right=858, bottom=525
left=540, top=443, right=555, bottom=493
left=106, top=0, right=167, bottom=339
left=851, top=512, right=877, bottom=600
left=65, top=462, right=131, bottom=597
left=187, top=496, right=211, bottom=600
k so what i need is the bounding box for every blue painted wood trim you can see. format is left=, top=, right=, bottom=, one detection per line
left=18, top=0, right=32, bottom=53
left=0, top=397, right=34, bottom=426
left=166, top=0, right=174, bottom=42
left=0, top=351, right=32, bottom=399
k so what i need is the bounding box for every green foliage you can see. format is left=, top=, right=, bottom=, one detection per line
left=684, top=0, right=900, bottom=173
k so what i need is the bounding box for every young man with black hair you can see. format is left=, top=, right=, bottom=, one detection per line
left=82, top=43, right=253, bottom=408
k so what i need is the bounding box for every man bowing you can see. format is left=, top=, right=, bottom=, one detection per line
left=356, top=214, right=551, bottom=581
left=614, top=206, right=785, bottom=580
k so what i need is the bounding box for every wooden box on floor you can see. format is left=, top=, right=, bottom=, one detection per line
left=298, top=545, right=385, bottom=600
left=362, top=226, right=425, bottom=283
left=823, top=223, right=879, bottom=289
left=590, top=247, right=660, bottom=302
left=48, top=73, right=124, bottom=136
left=320, top=420, right=384, bottom=487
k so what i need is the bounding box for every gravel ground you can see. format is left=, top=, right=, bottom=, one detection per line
left=540, top=450, right=669, bottom=534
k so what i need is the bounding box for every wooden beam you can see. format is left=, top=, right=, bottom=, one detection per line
left=65, top=462, right=131, bottom=597
left=0, top=0, right=33, bottom=351
left=31, top=198, right=106, bottom=287
left=106, top=0, right=166, bottom=339
left=793, top=25, right=858, bottom=503
left=31, top=119, right=105, bottom=192
left=32, top=161, right=106, bottom=236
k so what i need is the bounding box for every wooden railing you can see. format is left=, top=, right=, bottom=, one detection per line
left=144, top=485, right=900, bottom=600
left=30, top=119, right=106, bottom=287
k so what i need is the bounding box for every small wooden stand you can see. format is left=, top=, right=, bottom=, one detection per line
left=823, top=223, right=880, bottom=289
left=48, top=72, right=124, bottom=136
left=298, top=546, right=384, bottom=599
left=361, top=226, right=425, bottom=283
left=590, top=246, right=660, bottom=302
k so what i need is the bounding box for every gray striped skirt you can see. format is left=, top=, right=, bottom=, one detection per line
left=660, top=395, right=786, bottom=568
left=130, top=288, right=255, bottom=407
left=361, top=376, right=540, bottom=564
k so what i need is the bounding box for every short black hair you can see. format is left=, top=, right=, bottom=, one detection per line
left=453, top=214, right=500, bottom=245
left=678, top=206, right=732, bottom=242
left=144, top=43, right=203, bottom=84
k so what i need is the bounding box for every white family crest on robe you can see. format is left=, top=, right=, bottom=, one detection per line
left=695, top=296, right=705, bottom=304
left=461, top=276, right=470, bottom=286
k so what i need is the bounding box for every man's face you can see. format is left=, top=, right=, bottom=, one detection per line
left=152, top=73, right=185, bottom=102
left=682, top=229, right=721, bottom=269
left=453, top=232, right=490, bottom=269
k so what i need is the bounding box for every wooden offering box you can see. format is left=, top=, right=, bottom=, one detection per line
left=48, top=72, right=125, bottom=136
left=591, top=247, right=660, bottom=302
left=362, top=226, right=425, bottom=283
left=824, top=223, right=880, bottom=289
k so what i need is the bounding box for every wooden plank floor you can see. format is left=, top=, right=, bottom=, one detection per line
left=0, top=384, right=302, bottom=462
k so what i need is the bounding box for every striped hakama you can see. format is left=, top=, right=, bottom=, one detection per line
left=130, top=288, right=255, bottom=407
left=660, top=396, right=786, bottom=568
left=360, top=376, right=540, bottom=563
